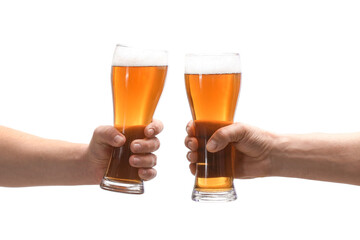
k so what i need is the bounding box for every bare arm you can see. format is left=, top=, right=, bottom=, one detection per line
left=0, top=126, right=88, bottom=186
left=185, top=121, right=360, bottom=185
left=272, top=132, right=360, bottom=185
left=0, top=121, right=162, bottom=187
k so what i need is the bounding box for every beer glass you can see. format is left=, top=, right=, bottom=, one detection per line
left=100, top=45, right=168, bottom=194
left=185, top=53, right=241, bottom=202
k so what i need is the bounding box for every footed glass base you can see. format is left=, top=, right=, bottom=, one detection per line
left=192, top=188, right=237, bottom=202
left=100, top=177, right=144, bottom=194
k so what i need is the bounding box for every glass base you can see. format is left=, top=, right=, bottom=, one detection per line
left=192, top=188, right=237, bottom=202
left=100, top=177, right=144, bottom=194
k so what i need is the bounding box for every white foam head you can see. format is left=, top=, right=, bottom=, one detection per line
left=112, top=45, right=168, bottom=66
left=185, top=53, right=241, bottom=74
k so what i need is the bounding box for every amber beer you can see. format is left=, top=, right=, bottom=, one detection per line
left=100, top=45, right=167, bottom=194
left=193, top=120, right=234, bottom=188
left=185, top=54, right=241, bottom=202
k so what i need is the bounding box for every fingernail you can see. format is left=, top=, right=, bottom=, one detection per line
left=186, top=126, right=190, bottom=133
left=207, top=140, right=217, bottom=151
left=147, top=128, right=155, bottom=136
left=188, top=140, right=194, bottom=149
left=133, top=157, right=140, bottom=166
left=114, top=135, right=124, bottom=145
left=140, top=169, right=147, bottom=176
left=133, top=143, right=141, bottom=152
left=186, top=152, right=191, bottom=160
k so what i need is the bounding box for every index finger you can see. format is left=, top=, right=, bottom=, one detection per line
left=144, top=119, right=164, bottom=138
left=186, top=120, right=195, bottom=137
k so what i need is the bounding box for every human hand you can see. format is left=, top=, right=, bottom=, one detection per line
left=185, top=121, right=276, bottom=179
left=85, top=120, right=163, bottom=184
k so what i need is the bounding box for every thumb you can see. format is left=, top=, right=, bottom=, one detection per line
left=90, top=126, right=126, bottom=149
left=206, top=123, right=246, bottom=152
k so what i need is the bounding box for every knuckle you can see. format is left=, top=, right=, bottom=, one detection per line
left=131, top=140, right=140, bottom=147
left=140, top=169, right=156, bottom=180
left=104, top=126, right=116, bottom=137
left=186, top=122, right=191, bottom=131
left=129, top=155, right=135, bottom=164
left=235, top=124, right=248, bottom=142
left=157, top=122, right=164, bottom=133
left=234, top=122, right=242, bottom=128
left=216, top=128, right=229, bottom=140
left=153, top=138, right=160, bottom=150
left=150, top=170, right=157, bottom=179
left=151, top=154, right=157, bottom=166
left=93, top=125, right=105, bottom=137
left=139, top=169, right=146, bottom=179
left=94, top=125, right=116, bottom=139
left=186, top=121, right=194, bottom=135
left=149, top=120, right=163, bottom=134
left=184, top=136, right=190, bottom=146
left=185, top=137, right=197, bottom=149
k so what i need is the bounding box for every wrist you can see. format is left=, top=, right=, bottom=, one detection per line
left=82, top=145, right=107, bottom=185
left=78, top=144, right=100, bottom=185
left=269, top=134, right=291, bottom=177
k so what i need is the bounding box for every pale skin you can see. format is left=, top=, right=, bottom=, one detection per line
left=185, top=121, right=360, bottom=185
left=0, top=120, right=163, bottom=187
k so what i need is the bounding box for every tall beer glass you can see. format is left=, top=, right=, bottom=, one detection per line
left=100, top=45, right=168, bottom=194
left=185, top=53, right=241, bottom=202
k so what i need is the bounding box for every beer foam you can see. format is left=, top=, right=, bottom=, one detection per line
left=185, top=54, right=241, bottom=74
left=112, top=45, right=168, bottom=66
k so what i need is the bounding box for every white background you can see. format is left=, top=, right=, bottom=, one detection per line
left=1, top=0, right=360, bottom=239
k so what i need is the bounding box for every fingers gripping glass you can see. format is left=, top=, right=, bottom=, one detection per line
left=185, top=53, right=241, bottom=202
left=100, top=45, right=168, bottom=194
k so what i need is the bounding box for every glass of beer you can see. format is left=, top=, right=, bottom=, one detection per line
left=100, top=45, right=168, bottom=194
left=185, top=53, right=241, bottom=202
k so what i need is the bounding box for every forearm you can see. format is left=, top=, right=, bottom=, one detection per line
left=0, top=126, right=91, bottom=187
left=271, top=132, right=360, bottom=185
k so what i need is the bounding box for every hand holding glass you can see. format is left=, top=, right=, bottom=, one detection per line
left=185, top=54, right=241, bottom=202
left=100, top=45, right=168, bottom=194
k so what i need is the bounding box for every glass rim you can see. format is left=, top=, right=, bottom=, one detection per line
left=113, top=44, right=168, bottom=66
left=185, top=52, right=240, bottom=57
left=115, top=44, right=168, bottom=54
left=184, top=52, right=241, bottom=74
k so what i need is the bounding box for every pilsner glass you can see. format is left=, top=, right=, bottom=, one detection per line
left=100, top=45, right=168, bottom=194
left=185, top=53, right=241, bottom=202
